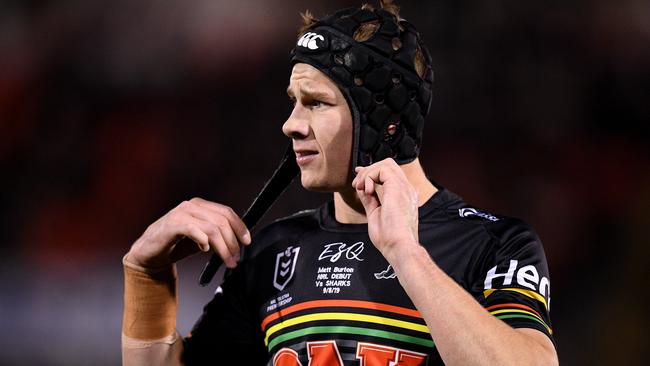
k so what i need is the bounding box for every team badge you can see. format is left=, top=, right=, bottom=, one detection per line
left=273, top=246, right=301, bottom=291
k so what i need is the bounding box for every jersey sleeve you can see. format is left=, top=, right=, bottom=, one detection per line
left=182, top=265, right=267, bottom=365
left=475, top=219, right=555, bottom=344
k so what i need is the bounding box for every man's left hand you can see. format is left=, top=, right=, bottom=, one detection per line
left=352, top=158, right=420, bottom=259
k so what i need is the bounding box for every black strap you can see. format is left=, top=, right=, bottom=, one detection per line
left=198, top=144, right=299, bottom=286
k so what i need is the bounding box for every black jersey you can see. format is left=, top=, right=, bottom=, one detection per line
left=183, top=188, right=554, bottom=365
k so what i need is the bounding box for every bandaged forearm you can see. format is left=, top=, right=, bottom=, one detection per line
left=122, top=255, right=178, bottom=341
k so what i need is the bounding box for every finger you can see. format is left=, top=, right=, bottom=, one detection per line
left=206, top=229, right=238, bottom=268
left=215, top=224, right=241, bottom=258
left=382, top=158, right=410, bottom=185
left=168, top=236, right=206, bottom=263
left=186, top=210, right=241, bottom=257
left=375, top=183, right=385, bottom=203
left=353, top=163, right=370, bottom=179
left=360, top=166, right=384, bottom=185
left=188, top=218, right=240, bottom=267
left=352, top=169, right=362, bottom=190
left=174, top=211, right=238, bottom=267
left=178, top=223, right=210, bottom=252
left=189, top=198, right=251, bottom=245
left=366, top=159, right=407, bottom=185
left=183, top=199, right=251, bottom=247
left=353, top=166, right=371, bottom=190
left=365, top=176, right=375, bottom=196
left=356, top=187, right=380, bottom=214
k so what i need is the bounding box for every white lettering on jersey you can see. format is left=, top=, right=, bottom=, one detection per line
left=318, top=242, right=365, bottom=262
left=484, top=260, right=551, bottom=305
left=516, top=265, right=539, bottom=290
left=484, top=259, right=517, bottom=289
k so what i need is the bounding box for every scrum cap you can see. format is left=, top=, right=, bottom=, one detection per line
left=291, top=5, right=433, bottom=168
left=198, top=3, right=434, bottom=286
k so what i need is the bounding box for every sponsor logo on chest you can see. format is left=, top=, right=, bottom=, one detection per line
left=318, top=241, right=365, bottom=263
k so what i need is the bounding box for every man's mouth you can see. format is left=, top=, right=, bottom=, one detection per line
left=294, top=150, right=318, bottom=166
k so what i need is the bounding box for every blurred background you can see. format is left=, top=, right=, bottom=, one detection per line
left=1, top=0, right=648, bottom=364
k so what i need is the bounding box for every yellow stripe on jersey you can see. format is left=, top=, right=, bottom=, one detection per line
left=264, top=312, right=430, bottom=346
left=483, top=288, right=548, bottom=310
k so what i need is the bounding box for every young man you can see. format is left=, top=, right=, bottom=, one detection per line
left=122, top=2, right=558, bottom=365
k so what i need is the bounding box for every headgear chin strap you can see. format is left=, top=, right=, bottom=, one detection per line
left=291, top=7, right=434, bottom=169
left=198, top=144, right=299, bottom=286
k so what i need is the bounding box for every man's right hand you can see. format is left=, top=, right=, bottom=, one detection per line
left=126, top=197, right=251, bottom=270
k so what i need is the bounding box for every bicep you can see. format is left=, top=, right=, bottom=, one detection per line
left=515, top=328, right=559, bottom=366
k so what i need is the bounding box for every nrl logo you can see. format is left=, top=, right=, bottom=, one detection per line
left=273, top=246, right=301, bottom=291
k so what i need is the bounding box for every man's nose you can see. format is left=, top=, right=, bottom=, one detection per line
left=282, top=105, right=310, bottom=139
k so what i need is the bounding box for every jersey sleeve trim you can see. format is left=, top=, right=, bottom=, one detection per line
left=483, top=288, right=549, bottom=311
left=485, top=303, right=552, bottom=335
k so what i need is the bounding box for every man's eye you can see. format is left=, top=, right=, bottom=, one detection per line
left=309, top=100, right=327, bottom=109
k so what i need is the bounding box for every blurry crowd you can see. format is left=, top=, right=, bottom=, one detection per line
left=1, top=0, right=648, bottom=364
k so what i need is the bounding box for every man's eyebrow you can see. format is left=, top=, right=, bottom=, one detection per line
left=286, top=84, right=336, bottom=101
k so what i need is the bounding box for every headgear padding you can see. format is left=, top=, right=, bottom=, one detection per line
left=291, top=6, right=434, bottom=168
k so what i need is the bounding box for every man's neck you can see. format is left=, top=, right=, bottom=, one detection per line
left=333, top=159, right=438, bottom=224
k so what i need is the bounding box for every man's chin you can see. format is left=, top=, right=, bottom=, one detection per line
left=299, top=175, right=340, bottom=193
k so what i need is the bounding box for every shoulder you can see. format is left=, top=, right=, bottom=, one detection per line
left=260, top=207, right=321, bottom=237
left=244, top=207, right=322, bottom=259
left=418, top=188, right=540, bottom=246
left=419, top=188, right=545, bottom=259
left=436, top=194, right=546, bottom=261
left=444, top=198, right=541, bottom=246
left=451, top=205, right=549, bottom=274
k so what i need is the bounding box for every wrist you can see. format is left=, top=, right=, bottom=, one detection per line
left=381, top=239, right=424, bottom=267
left=123, top=255, right=178, bottom=340
left=123, top=252, right=174, bottom=274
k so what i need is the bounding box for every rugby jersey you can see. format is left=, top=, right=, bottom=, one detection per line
left=183, top=187, right=554, bottom=365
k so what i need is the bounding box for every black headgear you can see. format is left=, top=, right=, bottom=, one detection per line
left=198, top=6, right=434, bottom=286
left=291, top=7, right=433, bottom=168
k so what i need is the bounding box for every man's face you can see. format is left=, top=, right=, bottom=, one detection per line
left=283, top=63, right=353, bottom=192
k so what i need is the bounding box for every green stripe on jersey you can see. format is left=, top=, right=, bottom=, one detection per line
left=496, top=314, right=551, bottom=333
left=267, top=325, right=435, bottom=352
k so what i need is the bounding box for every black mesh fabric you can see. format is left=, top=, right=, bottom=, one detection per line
left=290, top=7, right=434, bottom=168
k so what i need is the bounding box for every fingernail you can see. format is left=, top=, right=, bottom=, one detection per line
left=243, top=231, right=251, bottom=245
